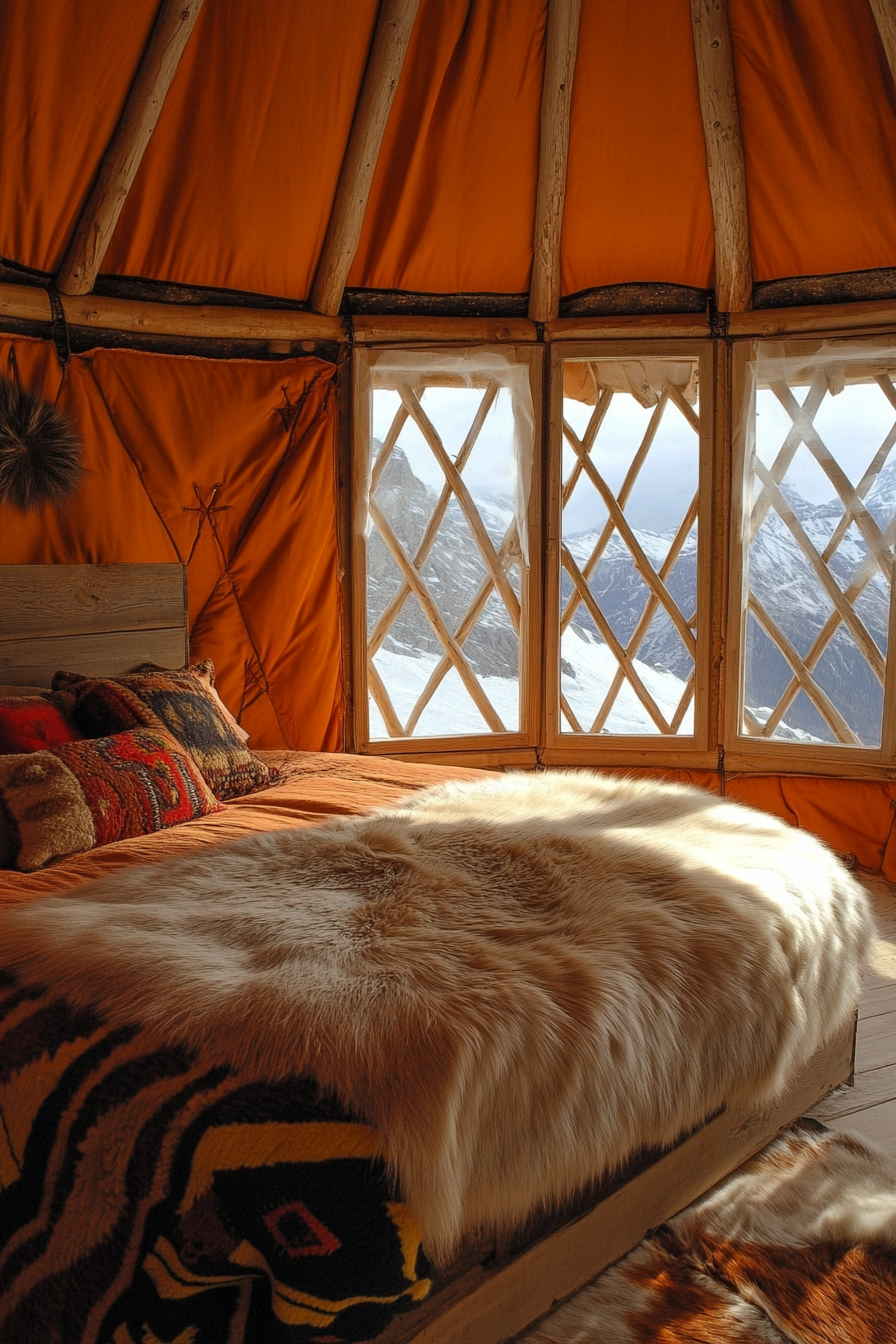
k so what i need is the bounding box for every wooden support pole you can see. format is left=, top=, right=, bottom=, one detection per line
left=310, top=0, right=421, bottom=317
left=690, top=0, right=752, bottom=312
left=868, top=0, right=896, bottom=85
left=528, top=0, right=583, bottom=323
left=56, top=0, right=204, bottom=296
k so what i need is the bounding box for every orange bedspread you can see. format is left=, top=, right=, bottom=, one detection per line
left=0, top=751, right=483, bottom=905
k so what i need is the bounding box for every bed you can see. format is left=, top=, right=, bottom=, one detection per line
left=0, top=564, right=868, bottom=1344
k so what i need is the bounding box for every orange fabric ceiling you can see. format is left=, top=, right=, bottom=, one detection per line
left=0, top=339, right=344, bottom=753
left=348, top=0, right=545, bottom=295
left=562, top=0, right=715, bottom=296
left=103, top=0, right=380, bottom=299
left=3, top=0, right=896, bottom=300
left=731, top=0, right=896, bottom=283
left=0, top=0, right=159, bottom=275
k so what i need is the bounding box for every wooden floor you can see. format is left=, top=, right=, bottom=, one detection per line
left=807, top=874, right=896, bottom=1157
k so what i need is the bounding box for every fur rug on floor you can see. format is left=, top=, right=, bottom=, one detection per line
left=0, top=772, right=872, bottom=1261
left=522, top=1120, right=896, bottom=1344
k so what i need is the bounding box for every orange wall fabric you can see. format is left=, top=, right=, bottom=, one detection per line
left=731, top=0, right=896, bottom=282
left=349, top=0, right=545, bottom=295
left=562, top=0, right=715, bottom=295
left=726, top=774, right=896, bottom=875
left=0, top=338, right=344, bottom=751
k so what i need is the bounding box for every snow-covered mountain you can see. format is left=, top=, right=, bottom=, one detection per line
left=741, top=463, right=894, bottom=745
left=366, top=444, right=896, bottom=743
left=367, top=445, right=523, bottom=682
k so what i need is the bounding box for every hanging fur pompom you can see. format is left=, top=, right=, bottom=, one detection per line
left=0, top=376, right=82, bottom=512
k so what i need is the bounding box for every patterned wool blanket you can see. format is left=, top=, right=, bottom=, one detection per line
left=0, top=972, right=430, bottom=1344
left=0, top=772, right=872, bottom=1267
left=523, top=1120, right=896, bottom=1344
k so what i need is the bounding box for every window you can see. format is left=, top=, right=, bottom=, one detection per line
left=549, top=349, right=712, bottom=747
left=353, top=348, right=537, bottom=749
left=730, top=339, right=896, bottom=764
left=353, top=335, right=896, bottom=775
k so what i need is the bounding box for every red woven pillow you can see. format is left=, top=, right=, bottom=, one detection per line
left=0, top=695, right=80, bottom=753
left=0, top=725, right=224, bottom=872
left=52, top=665, right=277, bottom=801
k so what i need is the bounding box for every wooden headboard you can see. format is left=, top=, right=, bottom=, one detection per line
left=0, top=564, right=188, bottom=686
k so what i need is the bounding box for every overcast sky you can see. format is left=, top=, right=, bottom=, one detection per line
left=373, top=385, right=697, bottom=534
left=755, top=383, right=896, bottom=504
left=372, top=379, right=896, bottom=539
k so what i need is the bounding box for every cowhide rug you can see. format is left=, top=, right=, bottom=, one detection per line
left=522, top=1120, right=896, bottom=1344
left=0, top=771, right=872, bottom=1263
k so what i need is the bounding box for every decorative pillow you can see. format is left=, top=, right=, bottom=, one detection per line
left=0, top=694, right=80, bottom=753
left=52, top=667, right=278, bottom=801
left=137, top=659, right=251, bottom=743
left=0, top=726, right=224, bottom=872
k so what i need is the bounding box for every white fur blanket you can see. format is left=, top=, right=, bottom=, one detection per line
left=0, top=772, right=872, bottom=1261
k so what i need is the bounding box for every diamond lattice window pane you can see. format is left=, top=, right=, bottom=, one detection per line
left=366, top=379, right=526, bottom=739
left=741, top=359, right=896, bottom=748
left=559, top=358, right=701, bottom=736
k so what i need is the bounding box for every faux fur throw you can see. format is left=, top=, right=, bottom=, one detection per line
left=0, top=772, right=872, bottom=1261
left=523, top=1120, right=896, bottom=1343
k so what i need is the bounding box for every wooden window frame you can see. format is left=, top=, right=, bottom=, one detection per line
left=541, top=340, right=720, bottom=770
left=349, top=329, right=896, bottom=781
left=724, top=337, right=896, bottom=780
left=351, top=344, right=544, bottom=765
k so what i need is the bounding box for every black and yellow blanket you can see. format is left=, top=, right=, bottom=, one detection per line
left=0, top=970, right=431, bottom=1344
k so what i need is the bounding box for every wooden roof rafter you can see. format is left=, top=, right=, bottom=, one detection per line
left=689, top=0, right=753, bottom=313
left=56, top=0, right=204, bottom=297
left=868, top=0, right=896, bottom=86
left=310, top=0, right=421, bottom=317
left=528, top=0, right=583, bottom=324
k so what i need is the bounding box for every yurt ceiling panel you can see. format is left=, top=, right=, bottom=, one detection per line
left=102, top=0, right=379, bottom=300
left=2, top=0, right=896, bottom=310
left=731, top=0, right=896, bottom=283
left=561, top=0, right=715, bottom=297
left=0, top=0, right=158, bottom=275
left=348, top=0, right=546, bottom=296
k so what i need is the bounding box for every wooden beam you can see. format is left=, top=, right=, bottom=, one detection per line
left=528, top=0, right=583, bottom=324
left=0, top=283, right=51, bottom=325
left=11, top=279, right=896, bottom=347
left=56, top=0, right=204, bottom=296
left=0, top=282, right=345, bottom=343
left=728, top=295, right=896, bottom=336
left=869, top=0, right=896, bottom=85
left=352, top=314, right=537, bottom=343
left=309, top=0, right=420, bottom=317
left=545, top=313, right=711, bottom=340
left=690, top=0, right=752, bottom=312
